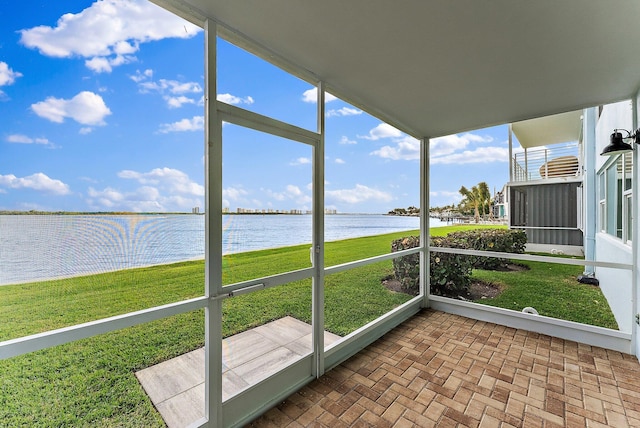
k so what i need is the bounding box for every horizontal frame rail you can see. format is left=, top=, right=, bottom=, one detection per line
left=431, top=246, right=632, bottom=270
left=217, top=101, right=320, bottom=146
left=511, top=226, right=581, bottom=231
left=218, top=267, right=314, bottom=295
left=0, top=296, right=209, bottom=360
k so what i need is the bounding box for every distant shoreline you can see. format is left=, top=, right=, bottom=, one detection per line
left=0, top=211, right=389, bottom=216
left=0, top=211, right=202, bottom=216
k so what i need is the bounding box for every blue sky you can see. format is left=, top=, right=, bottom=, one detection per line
left=1, top=0, right=512, bottom=214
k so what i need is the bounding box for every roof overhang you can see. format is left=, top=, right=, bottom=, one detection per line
left=154, top=0, right=640, bottom=138
left=511, top=110, right=583, bottom=149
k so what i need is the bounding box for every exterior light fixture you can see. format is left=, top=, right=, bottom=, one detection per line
left=600, top=129, right=640, bottom=156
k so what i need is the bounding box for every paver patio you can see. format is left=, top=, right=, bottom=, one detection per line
left=249, top=310, right=640, bottom=427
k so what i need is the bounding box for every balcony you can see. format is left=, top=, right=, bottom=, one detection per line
left=511, top=142, right=582, bottom=183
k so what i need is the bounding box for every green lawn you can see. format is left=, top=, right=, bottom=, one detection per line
left=0, top=229, right=421, bottom=426
left=0, top=224, right=617, bottom=426
left=471, top=259, right=619, bottom=329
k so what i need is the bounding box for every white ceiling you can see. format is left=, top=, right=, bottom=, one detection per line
left=157, top=0, right=640, bottom=138
left=511, top=110, right=583, bottom=149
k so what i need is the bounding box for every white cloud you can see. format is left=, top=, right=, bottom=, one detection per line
left=158, top=116, right=204, bottom=133
left=290, top=157, right=311, bottom=166
left=139, top=79, right=202, bottom=95
left=431, top=146, right=510, bottom=164
left=217, top=93, right=254, bottom=105
left=265, top=184, right=312, bottom=205
left=79, top=176, right=99, bottom=183
left=19, top=0, right=201, bottom=73
left=31, top=91, right=111, bottom=126
left=223, top=186, right=248, bottom=201
left=338, top=136, right=357, bottom=145
left=370, top=136, right=420, bottom=160
left=370, top=131, right=496, bottom=161
left=85, top=54, right=134, bottom=73
left=285, top=184, right=303, bottom=197
left=88, top=167, right=203, bottom=212
left=87, top=186, right=124, bottom=207
left=118, top=167, right=204, bottom=195
left=359, top=123, right=403, bottom=140
left=0, top=62, right=22, bottom=98
left=6, top=134, right=54, bottom=147
left=430, top=133, right=493, bottom=157
left=79, top=127, right=93, bottom=135
left=302, top=88, right=337, bottom=103
left=334, top=158, right=346, bottom=164
left=165, top=96, right=195, bottom=109
left=326, top=184, right=393, bottom=204
left=327, top=107, right=362, bottom=118
left=130, top=68, right=153, bottom=83
left=87, top=186, right=167, bottom=212
left=131, top=70, right=203, bottom=108
left=0, top=172, right=70, bottom=195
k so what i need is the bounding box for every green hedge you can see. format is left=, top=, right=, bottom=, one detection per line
left=447, top=228, right=526, bottom=270
left=391, top=229, right=527, bottom=298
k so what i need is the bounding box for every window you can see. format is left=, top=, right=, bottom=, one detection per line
left=599, top=152, right=633, bottom=243
left=599, top=172, right=606, bottom=232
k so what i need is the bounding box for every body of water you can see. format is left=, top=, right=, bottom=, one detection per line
left=0, top=214, right=446, bottom=285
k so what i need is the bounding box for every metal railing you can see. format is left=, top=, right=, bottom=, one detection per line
left=512, top=142, right=582, bottom=182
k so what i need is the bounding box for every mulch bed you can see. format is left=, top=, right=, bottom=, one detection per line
left=383, top=263, right=528, bottom=300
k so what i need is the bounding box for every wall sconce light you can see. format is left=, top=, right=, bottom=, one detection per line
left=600, top=129, right=640, bottom=156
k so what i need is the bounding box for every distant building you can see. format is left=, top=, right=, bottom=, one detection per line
left=492, top=186, right=508, bottom=220
left=192, top=207, right=200, bottom=214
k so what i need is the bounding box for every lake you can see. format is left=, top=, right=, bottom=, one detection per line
left=0, top=214, right=446, bottom=285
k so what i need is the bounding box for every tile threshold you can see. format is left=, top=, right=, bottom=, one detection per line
left=135, top=316, right=341, bottom=428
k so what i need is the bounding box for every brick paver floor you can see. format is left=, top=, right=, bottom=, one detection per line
left=248, top=309, right=640, bottom=427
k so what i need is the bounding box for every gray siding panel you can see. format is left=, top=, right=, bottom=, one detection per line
left=510, top=182, right=583, bottom=246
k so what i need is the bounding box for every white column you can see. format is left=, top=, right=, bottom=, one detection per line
left=312, top=82, right=326, bottom=377
left=204, top=19, right=223, bottom=427
left=420, top=137, right=430, bottom=306
left=633, top=92, right=639, bottom=357
left=508, top=125, right=513, bottom=182
left=583, top=107, right=597, bottom=275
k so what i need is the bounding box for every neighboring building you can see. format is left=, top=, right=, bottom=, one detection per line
left=507, top=111, right=585, bottom=256
left=504, top=100, right=637, bottom=346
left=492, top=185, right=508, bottom=220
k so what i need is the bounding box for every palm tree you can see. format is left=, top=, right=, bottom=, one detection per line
left=459, top=185, right=481, bottom=223
left=477, top=182, right=491, bottom=219
left=459, top=181, right=491, bottom=223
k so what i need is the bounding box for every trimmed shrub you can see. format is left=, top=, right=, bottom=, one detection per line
left=391, top=228, right=527, bottom=298
left=391, top=236, right=420, bottom=293
left=447, top=229, right=526, bottom=269
left=391, top=234, right=474, bottom=298
left=430, top=235, right=474, bottom=298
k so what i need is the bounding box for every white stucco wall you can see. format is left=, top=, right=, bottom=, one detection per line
left=634, top=93, right=640, bottom=358
left=595, top=233, right=633, bottom=332
left=594, top=100, right=634, bottom=337
left=595, top=101, right=633, bottom=171
left=595, top=101, right=635, bottom=333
